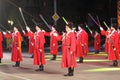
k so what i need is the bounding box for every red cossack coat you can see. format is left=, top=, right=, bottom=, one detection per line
left=33, top=31, right=46, bottom=65
left=101, top=30, right=110, bottom=54
left=61, top=31, right=77, bottom=68
left=117, top=31, right=120, bottom=54
left=45, top=31, right=59, bottom=55
left=0, top=32, right=3, bottom=58
left=108, top=30, right=120, bottom=60
left=92, top=33, right=100, bottom=51
left=76, top=30, right=88, bottom=58
left=23, top=31, right=34, bottom=54
left=11, top=31, right=23, bottom=62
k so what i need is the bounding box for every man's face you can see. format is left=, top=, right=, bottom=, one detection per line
left=78, top=26, right=82, bottom=31
left=14, top=27, right=17, bottom=31
left=52, top=27, right=55, bottom=31
left=65, top=26, right=69, bottom=32
left=111, top=27, right=114, bottom=31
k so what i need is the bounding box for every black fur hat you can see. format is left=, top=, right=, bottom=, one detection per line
left=66, top=22, right=74, bottom=29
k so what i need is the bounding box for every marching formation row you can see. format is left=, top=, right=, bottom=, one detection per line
left=0, top=22, right=120, bottom=76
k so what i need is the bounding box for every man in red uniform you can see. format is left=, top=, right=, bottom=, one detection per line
left=108, top=25, right=120, bottom=66
left=76, top=25, right=88, bottom=63
left=100, top=27, right=111, bottom=57
left=50, top=27, right=59, bottom=60
left=23, top=26, right=34, bottom=58
left=60, top=22, right=76, bottom=76
left=0, top=31, right=3, bottom=63
left=4, top=27, right=23, bottom=67
left=33, top=25, right=46, bottom=71
left=12, top=27, right=23, bottom=67
left=92, top=31, right=101, bottom=54
left=117, top=28, right=120, bottom=54
left=44, top=26, right=59, bottom=60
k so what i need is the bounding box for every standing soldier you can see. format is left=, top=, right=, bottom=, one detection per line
left=76, top=25, right=88, bottom=63
left=58, top=22, right=76, bottom=76
left=92, top=31, right=101, bottom=54
left=100, top=27, right=111, bottom=56
left=50, top=27, right=59, bottom=60
left=23, top=26, right=34, bottom=58
left=0, top=31, right=3, bottom=63
left=33, top=25, right=46, bottom=71
left=117, top=28, right=120, bottom=54
left=108, top=25, right=120, bottom=66
left=12, top=27, right=22, bottom=67
left=4, top=31, right=12, bottom=51
left=4, top=27, right=23, bottom=67
left=44, top=26, right=59, bottom=60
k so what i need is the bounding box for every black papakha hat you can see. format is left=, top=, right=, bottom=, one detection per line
left=78, top=24, right=84, bottom=29
left=111, top=23, right=117, bottom=30
left=66, top=22, right=74, bottom=29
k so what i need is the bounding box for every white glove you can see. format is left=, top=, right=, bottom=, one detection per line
left=114, top=48, right=116, bottom=51
left=42, top=30, right=45, bottom=32
left=8, top=31, right=11, bottom=33
left=3, top=32, right=6, bottom=35
left=100, top=27, right=103, bottom=30
left=17, top=47, right=20, bottom=50
left=39, top=49, right=42, bottom=52
left=53, top=43, right=55, bottom=46
left=53, top=33, right=58, bottom=36
left=31, top=43, right=34, bottom=46
left=62, top=32, right=66, bottom=37
left=97, top=43, right=99, bottom=45
left=26, top=26, right=30, bottom=31
left=70, top=51, right=73, bottom=54
left=81, top=44, right=84, bottom=46
left=22, top=30, right=25, bottom=33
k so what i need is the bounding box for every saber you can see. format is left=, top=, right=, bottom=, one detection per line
left=96, top=16, right=101, bottom=26
left=32, top=19, right=38, bottom=25
left=19, top=7, right=28, bottom=27
left=85, top=23, right=92, bottom=34
left=103, top=21, right=109, bottom=29
left=62, top=17, right=68, bottom=24
left=88, top=13, right=101, bottom=27
left=0, top=23, right=9, bottom=32
left=0, top=28, right=2, bottom=32
left=39, top=14, right=51, bottom=30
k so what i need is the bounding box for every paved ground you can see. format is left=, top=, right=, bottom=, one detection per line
left=0, top=52, right=120, bottom=80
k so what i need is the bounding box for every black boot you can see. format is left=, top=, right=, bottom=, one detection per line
left=35, top=65, right=44, bottom=71
left=77, top=57, right=83, bottom=63
left=30, top=54, right=34, bottom=58
left=95, top=50, right=99, bottom=54
left=0, top=58, right=1, bottom=63
left=69, top=68, right=74, bottom=76
left=113, top=60, right=118, bottom=67
left=41, top=65, right=44, bottom=71
left=13, top=61, right=19, bottom=67
left=17, top=62, right=20, bottom=67
left=51, top=55, right=56, bottom=60
left=64, top=68, right=71, bottom=76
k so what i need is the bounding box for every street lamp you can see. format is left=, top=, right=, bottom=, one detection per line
left=8, top=20, right=14, bottom=26
left=8, top=20, right=14, bottom=30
